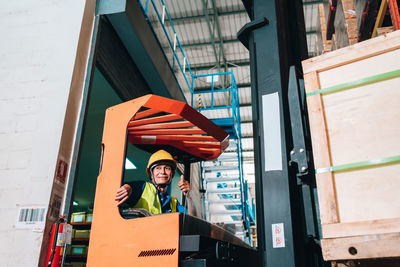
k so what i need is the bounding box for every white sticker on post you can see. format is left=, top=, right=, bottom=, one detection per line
left=262, top=93, right=283, bottom=171
left=63, top=223, right=73, bottom=245
left=272, top=223, right=285, bottom=248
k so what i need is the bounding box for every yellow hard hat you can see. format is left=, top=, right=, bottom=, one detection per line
left=146, top=150, right=177, bottom=177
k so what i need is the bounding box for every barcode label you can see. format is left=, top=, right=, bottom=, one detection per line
left=18, top=208, right=46, bottom=223
left=16, top=206, right=47, bottom=229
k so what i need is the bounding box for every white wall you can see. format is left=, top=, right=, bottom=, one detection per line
left=0, top=1, right=86, bottom=266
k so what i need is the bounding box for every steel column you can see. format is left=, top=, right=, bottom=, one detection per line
left=238, top=0, right=317, bottom=266
left=201, top=0, right=222, bottom=73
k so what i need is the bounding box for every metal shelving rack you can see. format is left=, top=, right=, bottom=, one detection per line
left=137, top=0, right=255, bottom=243
left=191, top=72, right=251, bottom=242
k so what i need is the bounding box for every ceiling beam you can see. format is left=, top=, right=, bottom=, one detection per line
left=182, top=38, right=238, bottom=48
left=239, top=103, right=252, bottom=108
left=157, top=1, right=321, bottom=25
left=191, top=58, right=250, bottom=71
left=211, top=0, right=228, bottom=76
left=182, top=30, right=318, bottom=48
left=194, top=82, right=251, bottom=92
left=195, top=103, right=252, bottom=111
left=201, top=0, right=222, bottom=74
left=165, top=9, right=246, bottom=24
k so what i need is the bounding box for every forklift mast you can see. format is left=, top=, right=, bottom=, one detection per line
left=238, top=0, right=326, bottom=266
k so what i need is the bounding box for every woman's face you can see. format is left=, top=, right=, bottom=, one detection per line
left=152, top=164, right=173, bottom=185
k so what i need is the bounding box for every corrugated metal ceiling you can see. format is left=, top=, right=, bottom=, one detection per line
left=141, top=0, right=321, bottom=181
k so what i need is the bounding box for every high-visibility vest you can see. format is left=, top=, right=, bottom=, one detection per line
left=133, top=182, right=177, bottom=214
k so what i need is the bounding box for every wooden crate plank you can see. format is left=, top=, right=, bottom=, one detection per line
left=323, top=218, right=400, bottom=239
left=304, top=72, right=339, bottom=224
left=315, top=172, right=340, bottom=224
left=302, top=30, right=400, bottom=74
left=334, top=165, right=400, bottom=223
left=321, top=233, right=400, bottom=261
left=303, top=72, right=330, bottom=169
left=322, top=77, right=400, bottom=166
left=318, top=48, right=400, bottom=88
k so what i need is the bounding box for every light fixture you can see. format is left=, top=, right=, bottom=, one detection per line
left=125, top=158, right=137, bottom=169
left=73, top=201, right=79, bottom=206
left=206, top=75, right=218, bottom=83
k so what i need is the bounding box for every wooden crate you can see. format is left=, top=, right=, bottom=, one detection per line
left=302, top=30, right=400, bottom=261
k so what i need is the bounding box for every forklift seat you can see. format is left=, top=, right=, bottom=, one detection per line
left=120, top=208, right=153, bottom=219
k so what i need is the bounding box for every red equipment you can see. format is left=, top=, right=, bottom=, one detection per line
left=45, top=217, right=66, bottom=267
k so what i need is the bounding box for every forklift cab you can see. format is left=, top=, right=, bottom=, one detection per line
left=86, top=95, right=257, bottom=267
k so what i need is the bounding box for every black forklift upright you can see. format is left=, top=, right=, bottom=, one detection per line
left=238, top=0, right=327, bottom=267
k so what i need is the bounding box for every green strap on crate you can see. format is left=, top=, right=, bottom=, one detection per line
left=306, top=69, right=400, bottom=97
left=315, top=155, right=400, bottom=174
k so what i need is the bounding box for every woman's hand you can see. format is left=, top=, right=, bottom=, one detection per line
left=115, top=184, right=132, bottom=206
left=178, top=175, right=190, bottom=196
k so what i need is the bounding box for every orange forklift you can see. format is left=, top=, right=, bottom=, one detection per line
left=86, top=95, right=258, bottom=267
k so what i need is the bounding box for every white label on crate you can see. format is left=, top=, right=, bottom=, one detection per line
left=74, top=214, right=84, bottom=222
left=16, top=206, right=47, bottom=230
left=262, top=93, right=283, bottom=171
left=272, top=223, right=285, bottom=248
